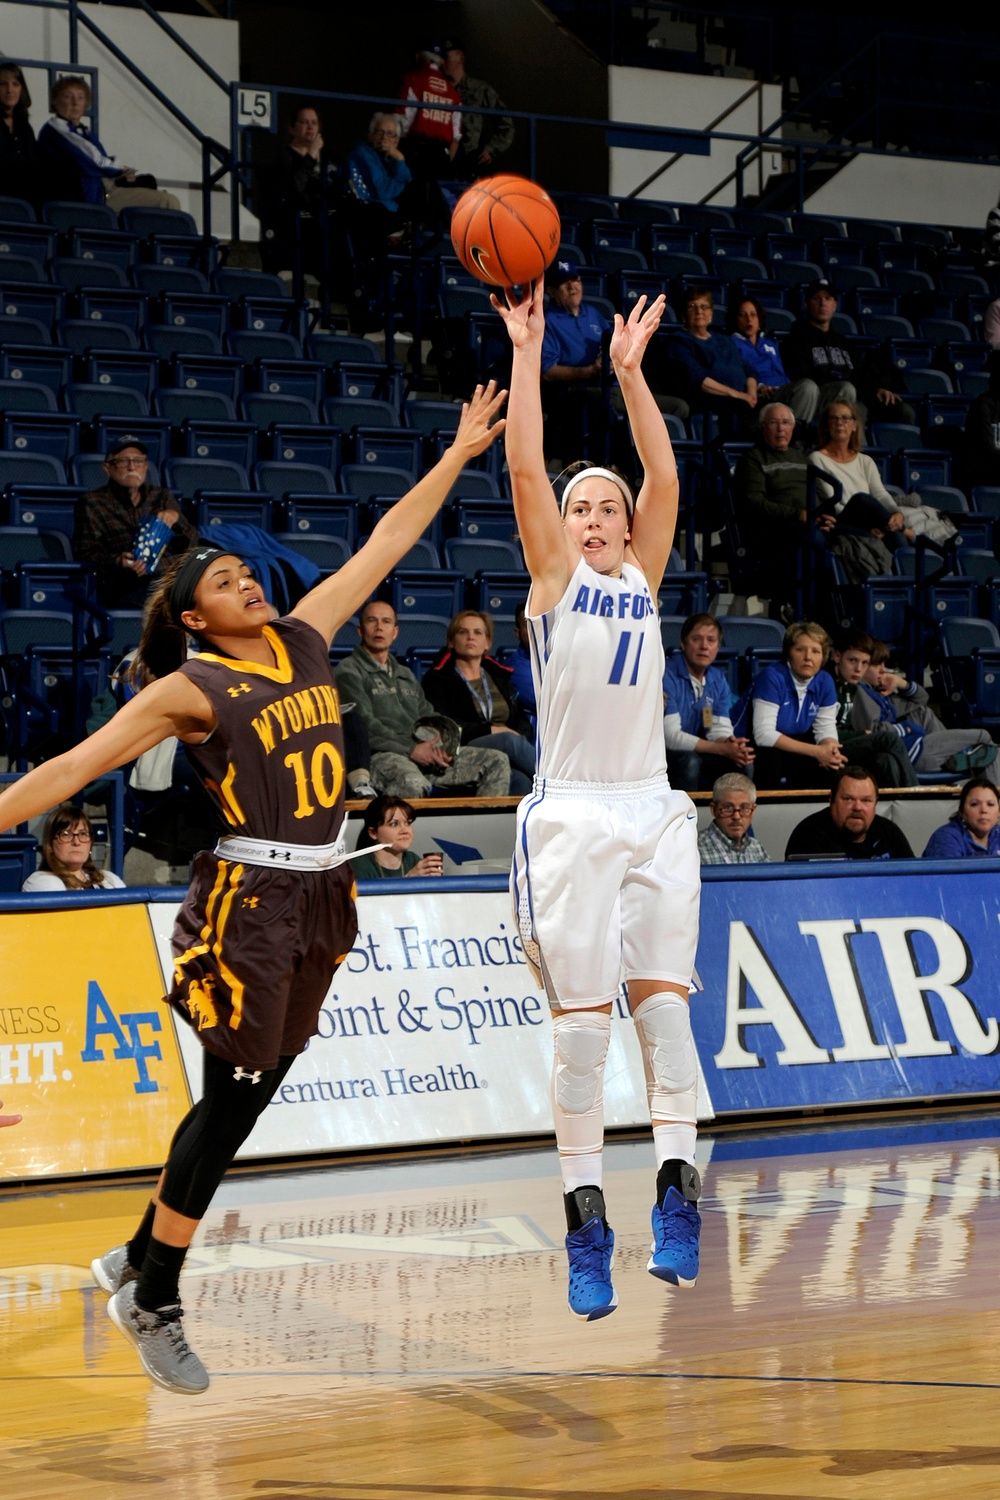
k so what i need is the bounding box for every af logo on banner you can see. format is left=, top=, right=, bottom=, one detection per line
left=0, top=905, right=191, bottom=1179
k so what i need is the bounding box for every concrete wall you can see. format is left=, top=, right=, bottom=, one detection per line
left=806, top=152, right=1000, bottom=231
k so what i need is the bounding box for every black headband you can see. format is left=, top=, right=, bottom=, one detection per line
left=169, top=547, right=228, bottom=629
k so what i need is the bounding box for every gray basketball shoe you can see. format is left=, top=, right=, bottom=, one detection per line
left=107, top=1281, right=209, bottom=1395
left=90, top=1244, right=139, bottom=1296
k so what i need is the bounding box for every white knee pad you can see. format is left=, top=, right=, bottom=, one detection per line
left=551, top=1009, right=612, bottom=1157
left=633, top=991, right=697, bottom=1123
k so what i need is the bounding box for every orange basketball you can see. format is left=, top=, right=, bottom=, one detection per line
left=450, top=175, right=561, bottom=287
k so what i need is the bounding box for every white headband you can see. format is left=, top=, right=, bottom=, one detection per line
left=559, top=466, right=635, bottom=518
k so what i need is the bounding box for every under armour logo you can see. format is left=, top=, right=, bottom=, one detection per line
left=233, top=1066, right=262, bottom=1083
left=269, top=849, right=292, bottom=861
left=227, top=682, right=252, bottom=698
left=242, top=896, right=260, bottom=909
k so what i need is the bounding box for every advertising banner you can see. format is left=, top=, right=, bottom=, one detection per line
left=695, top=862, right=1000, bottom=1113
left=0, top=902, right=191, bottom=1180
left=148, top=888, right=712, bottom=1158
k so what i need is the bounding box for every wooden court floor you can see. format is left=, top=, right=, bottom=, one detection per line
left=2, top=1112, right=999, bottom=1500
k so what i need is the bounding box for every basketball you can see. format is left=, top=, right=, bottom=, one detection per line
left=450, top=175, right=561, bottom=288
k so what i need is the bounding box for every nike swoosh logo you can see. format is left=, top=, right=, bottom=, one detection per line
left=686, top=812, right=696, bottom=820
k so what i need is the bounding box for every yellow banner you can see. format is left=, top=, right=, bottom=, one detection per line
left=0, top=905, right=191, bottom=1180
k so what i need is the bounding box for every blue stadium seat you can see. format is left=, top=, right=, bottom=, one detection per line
left=404, top=399, right=461, bottom=439
left=82, top=350, right=159, bottom=402
left=0, top=315, right=50, bottom=346
left=0, top=607, right=74, bottom=653
left=0, top=836, right=38, bottom=891
left=324, top=396, right=399, bottom=431
left=143, top=324, right=221, bottom=357
left=387, top=571, right=464, bottom=622
left=905, top=369, right=954, bottom=397
left=715, top=616, right=785, bottom=655
left=0, top=283, right=64, bottom=327
left=196, top=495, right=273, bottom=531
left=214, top=268, right=289, bottom=300
left=869, top=423, right=923, bottom=453
left=57, top=318, right=138, bottom=354
left=0, top=525, right=72, bottom=573
left=232, top=295, right=306, bottom=339
left=51, top=257, right=128, bottom=291
left=227, top=329, right=303, bottom=363
left=252, top=359, right=324, bottom=405
left=1, top=413, right=81, bottom=464
left=5, top=485, right=84, bottom=537
left=307, top=332, right=380, bottom=369
left=12, top=560, right=94, bottom=614
left=64, top=228, right=137, bottom=272
left=132, top=264, right=210, bottom=295
left=281, top=503, right=359, bottom=544
left=971, top=487, right=1000, bottom=517
left=268, top=425, right=341, bottom=469
left=451, top=500, right=517, bottom=543
left=0, top=379, right=56, bottom=413
left=394, top=538, right=440, bottom=570
left=0, top=224, right=57, bottom=264
left=922, top=576, right=977, bottom=627
left=154, top=388, right=237, bottom=424
left=924, top=397, right=971, bottom=435
left=272, top=532, right=351, bottom=573
left=392, top=612, right=453, bottom=652
left=472, top=570, right=530, bottom=616
left=168, top=353, right=244, bottom=401
left=366, top=496, right=442, bottom=548
left=658, top=571, right=709, bottom=615
left=957, top=548, right=997, bottom=586
left=919, top=316, right=971, bottom=344
left=443, top=537, right=522, bottom=579
left=0, top=196, right=38, bottom=223
left=118, top=206, right=198, bottom=238
left=349, top=428, right=422, bottom=471
left=255, top=461, right=337, bottom=500
left=450, top=467, right=501, bottom=499
left=158, top=293, right=229, bottom=338
left=330, top=362, right=404, bottom=407
left=896, top=450, right=952, bottom=489
left=166, top=457, right=250, bottom=495
left=860, top=313, right=914, bottom=340
left=62, top=384, right=149, bottom=421
left=241, top=393, right=319, bottom=430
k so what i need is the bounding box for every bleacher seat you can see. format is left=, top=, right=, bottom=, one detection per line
left=0, top=224, right=57, bottom=265
left=133, top=264, right=210, bottom=296
left=51, top=257, right=128, bottom=291
left=472, top=571, right=530, bottom=617
left=268, top=425, right=341, bottom=469
left=0, top=196, right=38, bottom=223
left=227, top=330, right=303, bottom=363
left=404, top=400, right=462, bottom=439
left=273, top=532, right=350, bottom=573
left=387, top=570, right=464, bottom=621
left=155, top=388, right=237, bottom=424
left=254, top=461, right=338, bottom=501
left=118, top=207, right=198, bottom=238
left=324, top=397, right=399, bottom=431
left=443, top=538, right=523, bottom=579
left=168, top=353, right=243, bottom=401
left=6, top=485, right=84, bottom=538
left=143, top=324, right=221, bottom=357
left=242, top=393, right=319, bottom=430
left=869, top=423, right=923, bottom=453
left=252, top=358, right=325, bottom=405
left=451, top=500, right=517, bottom=543
left=214, top=268, right=289, bottom=300
left=0, top=525, right=72, bottom=573
left=83, top=350, right=159, bottom=402
left=971, top=487, right=1000, bottom=517
left=0, top=608, right=74, bottom=653
left=2, top=413, right=81, bottom=464
left=349, top=428, right=422, bottom=471
left=0, top=284, right=64, bottom=326
left=0, top=836, right=38, bottom=892
left=179, top=417, right=257, bottom=473
left=166, top=457, right=250, bottom=495
left=394, top=539, right=440, bottom=570
left=450, top=467, right=501, bottom=499
left=392, top=612, right=453, bottom=652
left=196, top=495, right=273, bottom=531
left=0, top=315, right=50, bottom=346
left=57, top=319, right=138, bottom=354
left=12, top=560, right=93, bottom=614
left=307, top=332, right=380, bottom=369
left=158, top=293, right=229, bottom=338
left=282, top=502, right=359, bottom=544
left=62, top=384, right=149, bottom=421
left=0, top=379, right=56, bottom=413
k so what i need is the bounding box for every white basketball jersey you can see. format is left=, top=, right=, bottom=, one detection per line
left=527, top=556, right=668, bottom=784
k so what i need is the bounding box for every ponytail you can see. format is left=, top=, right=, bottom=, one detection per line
left=130, top=553, right=195, bottom=687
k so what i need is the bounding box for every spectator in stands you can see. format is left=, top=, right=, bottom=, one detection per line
left=808, top=401, right=914, bottom=546
left=344, top=111, right=412, bottom=330
left=663, top=613, right=753, bottom=790
left=983, top=297, right=1000, bottom=351
left=828, top=630, right=917, bottom=787
left=728, top=297, right=818, bottom=424
left=540, top=259, right=610, bottom=460
left=782, top=279, right=915, bottom=425
left=21, top=805, right=126, bottom=892
left=750, top=620, right=846, bottom=790
left=398, top=44, right=461, bottom=231
left=351, top=794, right=444, bottom=878
left=963, top=350, right=1000, bottom=489
left=74, top=437, right=197, bottom=608
left=38, top=75, right=181, bottom=211
left=861, top=639, right=1000, bottom=787
left=736, top=402, right=837, bottom=613
left=260, top=104, right=339, bottom=277
left=335, top=599, right=510, bottom=798
left=670, top=286, right=757, bottom=430
left=922, top=778, right=1000, bottom=858
left=698, top=773, right=768, bottom=864
left=0, top=63, right=41, bottom=208
left=422, top=609, right=535, bottom=795
left=785, top=765, right=914, bottom=861
left=443, top=43, right=514, bottom=174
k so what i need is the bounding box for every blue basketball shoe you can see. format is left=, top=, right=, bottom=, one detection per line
left=647, top=1163, right=702, bottom=1288
left=564, top=1186, right=617, bottom=1320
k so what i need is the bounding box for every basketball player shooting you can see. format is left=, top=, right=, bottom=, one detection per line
left=494, top=282, right=703, bottom=1321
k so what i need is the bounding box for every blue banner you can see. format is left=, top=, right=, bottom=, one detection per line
left=693, top=859, right=1000, bottom=1113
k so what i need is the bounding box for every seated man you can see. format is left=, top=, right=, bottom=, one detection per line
left=335, top=599, right=511, bottom=798
left=828, top=631, right=917, bottom=787
left=698, top=773, right=768, bottom=864
left=781, top=278, right=915, bottom=426
left=73, top=438, right=197, bottom=608
left=860, top=640, right=1000, bottom=787
left=663, top=613, right=753, bottom=790
left=540, top=259, right=611, bottom=460
left=785, top=764, right=914, bottom=861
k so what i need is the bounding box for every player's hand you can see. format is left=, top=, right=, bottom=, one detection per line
left=610, top=293, right=665, bottom=372
left=491, top=280, right=545, bottom=350
left=452, top=380, right=507, bottom=459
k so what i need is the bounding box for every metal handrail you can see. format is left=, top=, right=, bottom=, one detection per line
left=626, top=81, right=762, bottom=202
left=128, top=0, right=230, bottom=95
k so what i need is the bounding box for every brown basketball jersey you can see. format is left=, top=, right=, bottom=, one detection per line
left=179, top=616, right=346, bottom=845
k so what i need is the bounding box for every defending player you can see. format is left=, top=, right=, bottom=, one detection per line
left=493, top=284, right=701, bottom=1320
left=0, top=382, right=506, bottom=1392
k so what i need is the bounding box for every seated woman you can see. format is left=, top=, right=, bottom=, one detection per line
left=808, top=402, right=915, bottom=546
left=38, top=74, right=180, bottom=210
left=422, top=609, right=536, bottom=796
left=352, top=794, right=443, bottom=878
left=729, top=295, right=818, bottom=426
left=669, top=285, right=757, bottom=432
left=750, top=620, right=846, bottom=790
left=260, top=103, right=340, bottom=277
left=0, top=63, right=41, bottom=209
left=21, top=805, right=126, bottom=892
left=923, top=778, right=1000, bottom=858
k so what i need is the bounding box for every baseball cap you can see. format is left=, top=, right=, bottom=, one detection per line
left=105, top=435, right=150, bottom=461
left=546, top=258, right=581, bottom=288
left=418, top=42, right=445, bottom=64
left=804, top=277, right=838, bottom=299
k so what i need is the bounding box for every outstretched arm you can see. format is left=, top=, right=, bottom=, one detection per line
left=0, top=673, right=214, bottom=834
left=614, top=295, right=678, bottom=595
left=493, top=282, right=577, bottom=612
left=291, top=382, right=507, bottom=645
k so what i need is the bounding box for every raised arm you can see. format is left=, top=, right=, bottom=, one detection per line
left=493, top=282, right=577, bottom=610
left=291, top=382, right=507, bottom=645
left=615, top=295, right=679, bottom=594
left=0, top=673, right=213, bottom=834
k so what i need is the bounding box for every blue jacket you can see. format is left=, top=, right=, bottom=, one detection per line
left=731, top=331, right=788, bottom=387
left=205, top=524, right=320, bottom=617
left=752, top=662, right=837, bottom=737
left=663, top=654, right=734, bottom=736
left=541, top=302, right=609, bottom=373
left=922, top=819, right=1000, bottom=858
left=669, top=330, right=751, bottom=401
left=38, top=119, right=118, bottom=205
left=347, top=142, right=411, bottom=213
left=858, top=682, right=924, bottom=763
